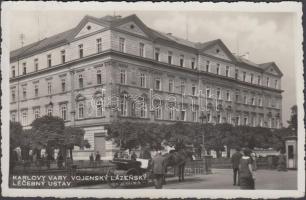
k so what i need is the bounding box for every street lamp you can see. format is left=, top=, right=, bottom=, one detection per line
left=199, top=111, right=207, bottom=157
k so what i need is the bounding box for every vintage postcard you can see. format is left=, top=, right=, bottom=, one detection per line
left=1, top=1, right=305, bottom=198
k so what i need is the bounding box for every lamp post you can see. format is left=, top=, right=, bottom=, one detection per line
left=199, top=111, right=207, bottom=157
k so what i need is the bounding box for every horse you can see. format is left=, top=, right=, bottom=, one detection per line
left=162, top=149, right=194, bottom=182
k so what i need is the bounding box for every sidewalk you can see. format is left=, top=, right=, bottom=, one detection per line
left=147, top=168, right=297, bottom=190
left=79, top=168, right=297, bottom=189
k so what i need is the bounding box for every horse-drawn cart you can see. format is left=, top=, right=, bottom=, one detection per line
left=106, top=159, right=152, bottom=188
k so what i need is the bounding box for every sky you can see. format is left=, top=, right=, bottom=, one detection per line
left=8, top=9, right=298, bottom=126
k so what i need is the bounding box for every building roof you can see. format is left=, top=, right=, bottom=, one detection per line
left=10, top=14, right=282, bottom=76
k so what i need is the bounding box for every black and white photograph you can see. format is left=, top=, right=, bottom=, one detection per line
left=1, top=1, right=304, bottom=198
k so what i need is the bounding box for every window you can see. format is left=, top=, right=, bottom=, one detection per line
left=97, top=70, right=102, bottom=85
left=235, top=93, right=239, bottom=102
left=191, top=84, right=197, bottom=96
left=243, top=72, right=246, bottom=81
left=96, top=100, right=103, bottom=117
left=47, top=106, right=53, bottom=116
left=34, top=85, right=39, bottom=97
left=61, top=79, right=66, bottom=92
left=235, top=69, right=239, bottom=80
left=226, top=90, right=231, bottom=101
left=217, top=114, right=221, bottom=124
left=21, top=111, right=28, bottom=126
left=155, top=107, right=162, bottom=119
left=180, top=110, right=186, bottom=121
left=120, top=69, right=126, bottom=84
left=206, top=88, right=211, bottom=98
left=243, top=95, right=247, bottom=104
left=226, top=113, right=231, bottom=124
left=79, top=44, right=83, bottom=58
left=119, top=37, right=125, bottom=52
left=78, top=103, right=84, bottom=119
left=34, top=58, right=39, bottom=71
left=22, top=63, right=27, bottom=75
left=267, top=77, right=270, bottom=87
left=61, top=50, right=65, bottom=64
left=169, top=109, right=175, bottom=120
left=258, top=75, right=261, bottom=85
left=60, top=105, right=67, bottom=120
left=235, top=116, right=240, bottom=126
left=192, top=111, right=197, bottom=122
left=168, top=51, right=172, bottom=64
left=207, top=112, right=211, bottom=123
left=216, top=64, right=220, bottom=75
left=243, top=117, right=248, bottom=126
left=217, top=88, right=221, bottom=99
left=140, top=73, right=146, bottom=88
left=22, top=86, right=27, bottom=99
left=34, top=108, right=40, bottom=119
left=206, top=61, right=210, bottom=72
left=11, top=112, right=16, bottom=122
left=180, top=80, right=185, bottom=94
left=226, top=66, right=229, bottom=77
left=47, top=82, right=52, bottom=94
left=258, top=97, right=262, bottom=107
left=11, top=89, right=16, bottom=102
left=120, top=99, right=127, bottom=116
left=140, top=103, right=147, bottom=118
left=155, top=48, right=160, bottom=61
left=180, top=55, right=184, bottom=67
left=259, top=117, right=263, bottom=127
left=275, top=80, right=278, bottom=89
left=47, top=54, right=52, bottom=68
left=97, top=38, right=102, bottom=53
left=251, top=74, right=254, bottom=83
left=191, top=58, right=196, bottom=69
left=169, top=79, right=174, bottom=93
left=79, top=74, right=83, bottom=88
left=251, top=97, right=255, bottom=105
left=155, top=78, right=161, bottom=91
left=139, top=43, right=145, bottom=57
left=12, top=66, right=15, bottom=78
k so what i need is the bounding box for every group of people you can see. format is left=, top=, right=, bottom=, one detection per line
left=231, top=147, right=256, bottom=189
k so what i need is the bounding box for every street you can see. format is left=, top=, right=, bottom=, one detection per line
left=78, top=168, right=297, bottom=190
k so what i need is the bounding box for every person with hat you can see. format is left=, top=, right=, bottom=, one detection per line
left=239, top=148, right=255, bottom=189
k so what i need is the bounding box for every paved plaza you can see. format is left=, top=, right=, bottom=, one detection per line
left=79, top=168, right=297, bottom=190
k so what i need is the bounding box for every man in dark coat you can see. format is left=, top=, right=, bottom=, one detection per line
left=231, top=147, right=242, bottom=186
left=151, top=152, right=166, bottom=189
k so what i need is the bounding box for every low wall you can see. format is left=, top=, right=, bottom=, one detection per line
left=211, top=156, right=282, bottom=169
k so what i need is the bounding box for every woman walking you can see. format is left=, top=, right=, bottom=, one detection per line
left=239, top=148, right=255, bottom=189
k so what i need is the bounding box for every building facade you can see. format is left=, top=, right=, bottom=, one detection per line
left=9, top=14, right=283, bottom=159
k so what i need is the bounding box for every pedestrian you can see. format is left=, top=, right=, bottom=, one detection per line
left=251, top=151, right=257, bottom=171
left=57, top=152, right=64, bottom=169
left=95, top=152, right=101, bottom=161
left=89, top=153, right=94, bottom=167
left=151, top=151, right=166, bottom=189
left=131, top=151, right=137, bottom=161
left=231, top=147, right=242, bottom=186
left=239, top=148, right=255, bottom=190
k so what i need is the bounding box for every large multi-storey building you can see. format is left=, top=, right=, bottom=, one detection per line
left=9, top=14, right=283, bottom=159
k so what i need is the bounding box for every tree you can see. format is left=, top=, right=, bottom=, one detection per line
left=63, top=126, right=90, bottom=160
left=31, top=115, right=65, bottom=159
left=10, top=121, right=23, bottom=150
